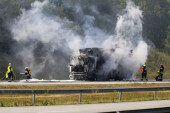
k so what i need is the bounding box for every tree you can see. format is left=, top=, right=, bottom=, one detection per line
left=135, top=0, right=170, bottom=49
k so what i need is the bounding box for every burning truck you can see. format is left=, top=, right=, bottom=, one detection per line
left=69, top=48, right=133, bottom=81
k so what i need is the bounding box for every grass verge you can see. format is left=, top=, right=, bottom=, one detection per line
left=0, top=83, right=170, bottom=107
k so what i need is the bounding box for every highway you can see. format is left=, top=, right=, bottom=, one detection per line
left=0, top=79, right=170, bottom=85
left=0, top=79, right=170, bottom=113
left=0, top=100, right=170, bottom=113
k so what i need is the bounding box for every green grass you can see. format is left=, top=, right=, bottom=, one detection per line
left=0, top=83, right=170, bottom=107
left=0, top=91, right=170, bottom=107
left=136, top=49, right=170, bottom=80
left=0, top=48, right=170, bottom=107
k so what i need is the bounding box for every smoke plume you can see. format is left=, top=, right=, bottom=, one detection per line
left=10, top=0, right=148, bottom=79
left=101, top=1, right=148, bottom=79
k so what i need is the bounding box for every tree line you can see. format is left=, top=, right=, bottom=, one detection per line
left=0, top=0, right=170, bottom=54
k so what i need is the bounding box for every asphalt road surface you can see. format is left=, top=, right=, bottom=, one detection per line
left=0, top=79, right=170, bottom=85
left=0, top=100, right=170, bottom=113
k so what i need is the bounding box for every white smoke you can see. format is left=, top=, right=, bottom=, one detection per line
left=10, top=0, right=148, bottom=79
left=11, top=0, right=83, bottom=77
left=102, top=0, right=148, bottom=79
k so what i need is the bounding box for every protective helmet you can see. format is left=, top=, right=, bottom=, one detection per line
left=9, top=63, right=12, bottom=66
left=160, top=64, right=163, bottom=66
left=157, top=70, right=160, bottom=73
left=25, top=67, right=28, bottom=69
left=143, top=64, right=146, bottom=67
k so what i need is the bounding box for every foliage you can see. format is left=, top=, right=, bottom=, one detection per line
left=0, top=0, right=170, bottom=79
left=0, top=0, right=169, bottom=50
left=136, top=49, right=170, bottom=80
left=135, top=0, right=170, bottom=49
left=1, top=84, right=170, bottom=106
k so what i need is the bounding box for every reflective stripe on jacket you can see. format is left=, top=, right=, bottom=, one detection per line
left=6, top=71, right=9, bottom=78
left=25, top=69, right=31, bottom=76
left=8, top=66, right=13, bottom=73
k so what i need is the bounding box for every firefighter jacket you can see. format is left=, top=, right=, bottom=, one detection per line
left=141, top=66, right=147, bottom=74
left=6, top=71, right=9, bottom=78
left=8, top=66, right=13, bottom=73
left=25, top=69, right=31, bottom=76
left=160, top=66, right=164, bottom=74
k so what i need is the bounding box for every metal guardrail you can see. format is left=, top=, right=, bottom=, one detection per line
left=0, top=86, right=170, bottom=104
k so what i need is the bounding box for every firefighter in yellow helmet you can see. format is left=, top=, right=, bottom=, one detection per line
left=6, top=63, right=14, bottom=81
left=25, top=67, right=31, bottom=79
left=155, top=70, right=162, bottom=81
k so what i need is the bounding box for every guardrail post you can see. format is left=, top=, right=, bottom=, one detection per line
left=154, top=91, right=157, bottom=100
left=32, top=91, right=35, bottom=105
left=119, top=91, right=122, bottom=101
left=79, top=92, right=82, bottom=104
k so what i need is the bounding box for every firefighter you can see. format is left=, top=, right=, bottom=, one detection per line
left=155, top=70, right=162, bottom=81
left=6, top=71, right=8, bottom=80
left=25, top=67, right=31, bottom=79
left=7, top=63, right=14, bottom=81
left=141, top=64, right=148, bottom=81
left=159, top=64, right=164, bottom=81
